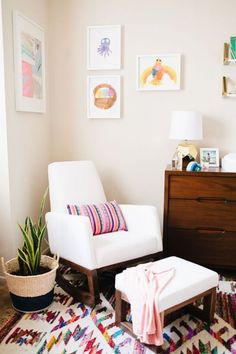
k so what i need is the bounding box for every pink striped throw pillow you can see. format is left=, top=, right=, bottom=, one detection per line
left=67, top=200, right=128, bottom=236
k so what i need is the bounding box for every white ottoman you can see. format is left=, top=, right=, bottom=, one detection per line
left=115, top=256, right=218, bottom=341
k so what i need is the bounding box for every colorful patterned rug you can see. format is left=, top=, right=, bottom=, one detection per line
left=0, top=277, right=236, bottom=353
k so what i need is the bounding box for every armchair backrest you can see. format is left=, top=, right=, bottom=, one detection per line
left=48, top=161, right=106, bottom=213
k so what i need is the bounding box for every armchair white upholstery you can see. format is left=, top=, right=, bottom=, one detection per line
left=46, top=161, right=163, bottom=305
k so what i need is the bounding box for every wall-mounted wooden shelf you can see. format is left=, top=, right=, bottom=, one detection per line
left=222, top=77, right=236, bottom=97
left=222, top=43, right=236, bottom=97
left=224, top=93, right=236, bottom=98
left=222, top=42, right=236, bottom=97
left=226, top=59, right=236, bottom=65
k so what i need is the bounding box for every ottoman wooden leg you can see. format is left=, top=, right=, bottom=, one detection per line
left=160, top=312, right=164, bottom=328
left=115, top=290, right=123, bottom=325
left=115, top=290, right=136, bottom=337
left=203, top=287, right=216, bottom=323
left=186, top=287, right=216, bottom=323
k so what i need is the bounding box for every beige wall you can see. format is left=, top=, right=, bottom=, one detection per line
left=1, top=0, right=51, bottom=259
left=1, top=0, right=236, bottom=260
left=49, top=0, right=236, bottom=221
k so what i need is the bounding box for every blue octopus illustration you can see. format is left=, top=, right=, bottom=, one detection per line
left=97, top=38, right=112, bottom=57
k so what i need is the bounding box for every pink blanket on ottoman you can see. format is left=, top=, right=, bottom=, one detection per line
left=120, top=262, right=175, bottom=345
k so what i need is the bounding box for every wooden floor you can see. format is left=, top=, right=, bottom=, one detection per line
left=0, top=278, right=16, bottom=328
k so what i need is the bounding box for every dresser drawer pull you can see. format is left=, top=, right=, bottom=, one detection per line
left=224, top=200, right=236, bottom=205
left=196, top=228, right=226, bottom=235
left=196, top=197, right=233, bottom=204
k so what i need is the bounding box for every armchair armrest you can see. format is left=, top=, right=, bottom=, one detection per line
left=119, top=204, right=163, bottom=251
left=46, top=212, right=97, bottom=270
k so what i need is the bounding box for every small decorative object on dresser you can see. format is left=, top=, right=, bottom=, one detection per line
left=163, top=166, right=236, bottom=269
left=200, top=148, right=219, bottom=168
left=222, top=153, right=236, bottom=172
left=186, top=161, right=201, bottom=171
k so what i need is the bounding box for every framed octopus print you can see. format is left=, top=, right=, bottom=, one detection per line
left=136, top=54, right=181, bottom=91
left=87, top=75, right=121, bottom=119
left=87, top=25, right=121, bottom=70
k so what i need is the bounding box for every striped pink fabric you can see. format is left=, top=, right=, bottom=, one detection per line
left=67, top=200, right=128, bottom=236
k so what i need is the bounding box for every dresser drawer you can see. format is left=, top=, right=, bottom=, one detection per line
left=164, top=168, right=236, bottom=268
left=169, top=175, right=236, bottom=200
left=168, top=199, right=236, bottom=231
left=167, top=229, right=236, bottom=268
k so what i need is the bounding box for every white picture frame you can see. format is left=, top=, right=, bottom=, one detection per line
left=13, top=11, right=46, bottom=113
left=136, top=54, right=181, bottom=91
left=87, top=25, right=121, bottom=70
left=87, top=75, right=121, bottom=119
left=200, top=148, right=220, bottom=168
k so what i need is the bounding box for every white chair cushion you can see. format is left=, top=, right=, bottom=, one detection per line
left=115, top=256, right=219, bottom=312
left=93, top=231, right=159, bottom=269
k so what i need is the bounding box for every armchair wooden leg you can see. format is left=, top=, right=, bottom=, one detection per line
left=55, top=259, right=101, bottom=307
left=87, top=269, right=100, bottom=306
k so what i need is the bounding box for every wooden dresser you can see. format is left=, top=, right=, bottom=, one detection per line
left=163, top=166, right=236, bottom=269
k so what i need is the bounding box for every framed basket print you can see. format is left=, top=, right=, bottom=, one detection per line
left=87, top=25, right=121, bottom=70
left=87, top=75, right=120, bottom=119
left=136, top=54, right=181, bottom=91
left=13, top=11, right=46, bottom=112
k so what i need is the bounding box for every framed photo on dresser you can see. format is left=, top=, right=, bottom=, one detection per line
left=200, top=148, right=219, bottom=168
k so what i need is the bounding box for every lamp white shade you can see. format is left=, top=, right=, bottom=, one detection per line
left=169, top=111, right=203, bottom=140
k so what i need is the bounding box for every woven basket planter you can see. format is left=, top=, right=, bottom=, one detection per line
left=1, top=255, right=59, bottom=313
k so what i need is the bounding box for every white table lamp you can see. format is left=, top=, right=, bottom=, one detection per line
left=169, top=110, right=203, bottom=160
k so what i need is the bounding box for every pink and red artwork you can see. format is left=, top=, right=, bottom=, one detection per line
left=22, top=60, right=33, bottom=97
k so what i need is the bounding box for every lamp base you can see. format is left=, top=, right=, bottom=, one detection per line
left=177, top=143, right=198, bottom=160
left=172, top=143, right=198, bottom=170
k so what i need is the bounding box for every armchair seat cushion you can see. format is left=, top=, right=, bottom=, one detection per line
left=93, top=231, right=159, bottom=268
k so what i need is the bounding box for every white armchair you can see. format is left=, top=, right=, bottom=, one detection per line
left=46, top=161, right=163, bottom=305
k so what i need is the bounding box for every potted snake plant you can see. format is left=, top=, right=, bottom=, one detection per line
left=1, top=189, right=59, bottom=312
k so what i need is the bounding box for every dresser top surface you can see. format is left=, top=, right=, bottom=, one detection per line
left=165, top=165, right=236, bottom=177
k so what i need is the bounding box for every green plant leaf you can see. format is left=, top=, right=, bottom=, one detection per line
left=18, top=249, right=27, bottom=275
left=17, top=189, right=48, bottom=276
left=18, top=248, right=33, bottom=275
left=28, top=217, right=37, bottom=250
left=18, top=221, right=34, bottom=261
left=35, top=224, right=46, bottom=271
left=38, top=187, right=48, bottom=229
left=34, top=247, right=40, bottom=272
